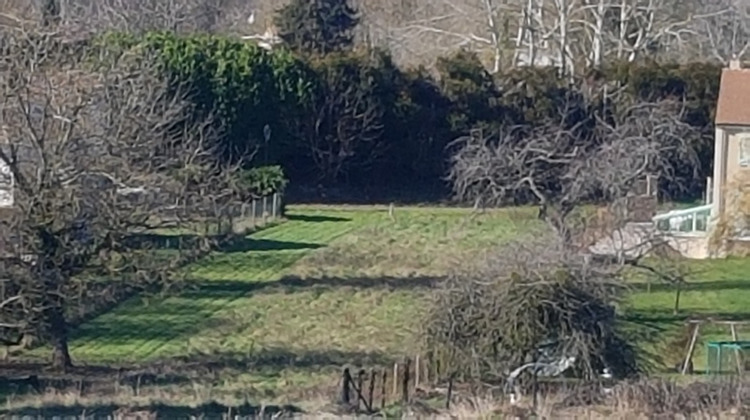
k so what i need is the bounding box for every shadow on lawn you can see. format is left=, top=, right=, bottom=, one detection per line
left=286, top=213, right=352, bottom=223
left=196, top=275, right=440, bottom=295
left=173, top=348, right=396, bottom=372
left=71, top=275, right=437, bottom=352
left=626, top=309, right=750, bottom=326
left=1, top=402, right=301, bottom=419
left=220, top=238, right=323, bottom=253
left=124, top=233, right=323, bottom=252
left=632, top=279, right=750, bottom=293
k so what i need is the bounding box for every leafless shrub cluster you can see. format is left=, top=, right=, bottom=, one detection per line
left=0, top=27, right=241, bottom=369
left=422, top=236, right=642, bottom=385
left=0, top=0, right=257, bottom=36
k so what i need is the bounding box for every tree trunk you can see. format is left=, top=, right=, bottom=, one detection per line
left=51, top=332, right=72, bottom=371
left=673, top=285, right=682, bottom=315
left=45, top=304, right=72, bottom=371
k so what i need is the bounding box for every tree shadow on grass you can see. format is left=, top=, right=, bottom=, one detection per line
left=171, top=348, right=396, bottom=373
left=196, top=275, right=441, bottom=295
left=625, top=309, right=750, bottom=327
left=286, top=214, right=352, bottom=223
left=70, top=275, right=438, bottom=354
left=631, top=279, right=750, bottom=293
left=162, top=275, right=439, bottom=300
left=0, top=402, right=302, bottom=419
left=218, top=238, right=323, bottom=253
left=124, top=233, right=323, bottom=253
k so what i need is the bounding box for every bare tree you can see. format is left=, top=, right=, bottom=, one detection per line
left=689, top=0, right=750, bottom=63
left=0, top=27, right=239, bottom=370
left=448, top=95, right=699, bottom=242
left=0, top=0, right=258, bottom=36
left=434, top=94, right=701, bottom=389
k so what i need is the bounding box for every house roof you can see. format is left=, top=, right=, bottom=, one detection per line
left=716, top=66, right=750, bottom=126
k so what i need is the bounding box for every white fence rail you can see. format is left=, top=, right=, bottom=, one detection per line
left=653, top=204, right=712, bottom=234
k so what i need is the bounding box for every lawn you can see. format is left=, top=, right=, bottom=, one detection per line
left=11, top=204, right=750, bottom=409
left=625, top=258, right=750, bottom=372
left=31, top=206, right=539, bottom=405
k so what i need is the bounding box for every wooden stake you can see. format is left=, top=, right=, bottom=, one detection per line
left=682, top=323, right=700, bottom=375
left=446, top=375, right=454, bottom=409
left=402, top=358, right=411, bottom=403
left=424, top=353, right=430, bottom=385
left=731, top=323, right=743, bottom=374
left=341, top=367, right=351, bottom=405
left=262, top=195, right=268, bottom=223
left=415, top=354, right=420, bottom=390
left=368, top=369, right=376, bottom=412
left=381, top=369, right=387, bottom=409
left=392, top=363, right=398, bottom=396
left=357, top=369, right=365, bottom=411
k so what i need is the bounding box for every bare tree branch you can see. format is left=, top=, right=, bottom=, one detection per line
left=0, top=27, right=241, bottom=369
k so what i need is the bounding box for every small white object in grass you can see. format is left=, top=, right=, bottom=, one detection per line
left=117, top=186, right=146, bottom=195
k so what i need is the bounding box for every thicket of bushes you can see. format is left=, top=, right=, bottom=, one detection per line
left=96, top=32, right=723, bottom=202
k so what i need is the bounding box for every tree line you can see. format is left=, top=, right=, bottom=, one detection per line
left=98, top=32, right=721, bottom=202
left=3, top=0, right=732, bottom=202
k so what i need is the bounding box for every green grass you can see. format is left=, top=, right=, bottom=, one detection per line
left=32, top=206, right=541, bottom=404
left=625, top=258, right=750, bottom=371
left=15, top=204, right=750, bottom=408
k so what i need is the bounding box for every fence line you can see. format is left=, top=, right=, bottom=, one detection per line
left=223, top=192, right=283, bottom=234
left=158, top=192, right=284, bottom=237
left=340, top=354, right=456, bottom=412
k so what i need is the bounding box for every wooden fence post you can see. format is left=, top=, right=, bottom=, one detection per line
left=415, top=354, right=420, bottom=390
left=368, top=369, right=376, bottom=412
left=262, top=195, right=268, bottom=223
left=357, top=369, right=365, bottom=411
left=341, top=367, right=352, bottom=405
left=424, top=352, right=430, bottom=386
left=446, top=374, right=454, bottom=409
left=402, top=358, right=411, bottom=403
left=392, top=363, right=398, bottom=397
left=272, top=192, right=278, bottom=219
left=381, top=369, right=387, bottom=409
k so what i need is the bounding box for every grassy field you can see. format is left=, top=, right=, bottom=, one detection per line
left=9, top=204, right=750, bottom=411
left=625, top=257, right=750, bottom=372
left=18, top=206, right=538, bottom=407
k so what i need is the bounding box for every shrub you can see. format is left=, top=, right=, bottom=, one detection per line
left=237, top=166, right=288, bottom=198
left=423, top=237, right=642, bottom=384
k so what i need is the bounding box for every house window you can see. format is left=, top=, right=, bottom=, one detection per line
left=741, top=135, right=750, bottom=167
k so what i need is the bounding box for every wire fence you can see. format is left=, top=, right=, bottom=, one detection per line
left=158, top=192, right=284, bottom=236
left=224, top=192, right=284, bottom=234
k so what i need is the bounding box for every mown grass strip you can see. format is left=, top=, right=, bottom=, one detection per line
left=67, top=209, right=362, bottom=362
